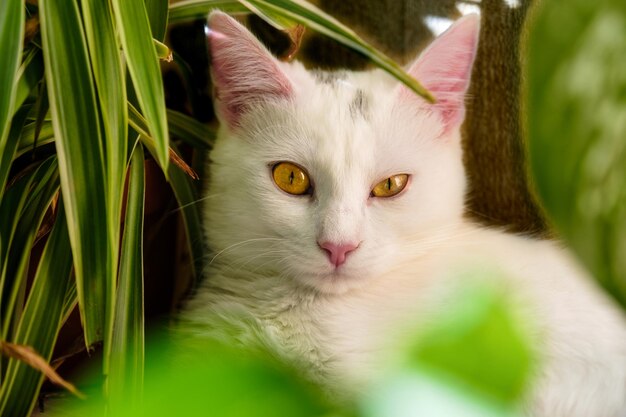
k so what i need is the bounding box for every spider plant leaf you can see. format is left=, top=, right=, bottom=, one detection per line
left=0, top=156, right=60, bottom=340
left=111, top=0, right=170, bottom=174
left=0, top=106, right=31, bottom=203
left=14, top=48, right=44, bottom=113
left=109, top=142, right=146, bottom=415
left=168, top=143, right=205, bottom=285
left=168, top=0, right=248, bottom=24
left=0, top=0, right=25, bottom=168
left=167, top=109, right=214, bottom=149
left=240, top=0, right=434, bottom=102
left=39, top=0, right=112, bottom=347
left=79, top=0, right=128, bottom=364
left=146, top=0, right=170, bottom=41
left=0, top=202, right=76, bottom=417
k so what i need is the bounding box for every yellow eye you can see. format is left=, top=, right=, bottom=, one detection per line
left=272, top=162, right=311, bottom=195
left=371, top=174, right=409, bottom=198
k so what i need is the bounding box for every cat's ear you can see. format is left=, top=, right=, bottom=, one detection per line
left=400, top=14, right=480, bottom=133
left=207, top=11, right=293, bottom=128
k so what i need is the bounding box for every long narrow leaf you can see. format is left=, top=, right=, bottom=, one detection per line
left=241, top=0, right=435, bottom=102
left=14, top=48, right=45, bottom=112
left=79, top=0, right=128, bottom=370
left=40, top=0, right=111, bottom=347
left=167, top=109, right=214, bottom=149
left=145, top=0, right=170, bottom=42
left=111, top=0, right=170, bottom=174
left=0, top=203, right=76, bottom=417
left=168, top=0, right=433, bottom=101
left=1, top=157, right=60, bottom=339
left=0, top=0, right=25, bottom=169
left=109, top=142, right=146, bottom=415
left=0, top=106, right=31, bottom=200
left=168, top=0, right=248, bottom=23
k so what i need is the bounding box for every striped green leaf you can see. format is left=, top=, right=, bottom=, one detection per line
left=168, top=0, right=248, bottom=23
left=79, top=0, right=128, bottom=367
left=0, top=203, right=75, bottom=417
left=168, top=0, right=434, bottom=101
left=109, top=143, right=146, bottom=415
left=40, top=0, right=112, bottom=347
left=168, top=144, right=205, bottom=283
left=14, top=48, right=44, bottom=113
left=167, top=109, right=214, bottom=149
left=111, top=0, right=170, bottom=174
left=0, top=106, right=31, bottom=201
left=0, top=157, right=60, bottom=339
left=145, top=0, right=170, bottom=41
left=240, top=0, right=434, bottom=102
left=0, top=0, right=25, bottom=172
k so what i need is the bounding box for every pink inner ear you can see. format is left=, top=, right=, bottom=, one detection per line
left=208, top=12, right=293, bottom=128
left=401, top=14, right=480, bottom=132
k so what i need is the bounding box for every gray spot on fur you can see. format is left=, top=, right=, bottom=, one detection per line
left=312, top=70, right=348, bottom=85
left=349, top=89, right=369, bottom=120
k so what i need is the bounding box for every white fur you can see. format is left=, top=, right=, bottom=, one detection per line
left=181, top=12, right=626, bottom=417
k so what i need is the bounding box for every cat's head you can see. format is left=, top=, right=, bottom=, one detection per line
left=204, top=11, right=479, bottom=294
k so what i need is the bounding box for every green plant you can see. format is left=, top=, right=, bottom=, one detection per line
left=0, top=1, right=433, bottom=415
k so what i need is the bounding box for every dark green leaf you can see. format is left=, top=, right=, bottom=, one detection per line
left=0, top=202, right=75, bottom=417
left=109, top=142, right=146, bottom=414
left=40, top=0, right=112, bottom=347
left=111, top=0, right=170, bottom=174
left=0, top=0, right=25, bottom=164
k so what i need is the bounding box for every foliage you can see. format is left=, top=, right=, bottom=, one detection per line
left=0, top=0, right=433, bottom=415
left=0, top=0, right=624, bottom=415
left=526, top=0, right=626, bottom=306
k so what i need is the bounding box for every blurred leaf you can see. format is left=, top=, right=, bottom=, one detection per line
left=109, top=143, right=146, bottom=415
left=412, top=284, right=533, bottom=405
left=40, top=0, right=112, bottom=347
left=0, top=202, right=76, bottom=417
left=111, top=0, right=170, bottom=174
left=526, top=0, right=626, bottom=305
left=364, top=281, right=532, bottom=417
left=0, top=0, right=25, bottom=168
left=168, top=0, right=248, bottom=23
left=107, top=335, right=331, bottom=417
left=1, top=157, right=60, bottom=339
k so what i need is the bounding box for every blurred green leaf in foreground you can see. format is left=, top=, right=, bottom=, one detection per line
left=526, top=0, right=626, bottom=306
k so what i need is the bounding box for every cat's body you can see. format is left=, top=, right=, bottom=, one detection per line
left=182, top=12, right=626, bottom=416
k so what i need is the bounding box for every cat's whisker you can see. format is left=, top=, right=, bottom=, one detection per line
left=172, top=192, right=226, bottom=213
left=209, top=237, right=285, bottom=265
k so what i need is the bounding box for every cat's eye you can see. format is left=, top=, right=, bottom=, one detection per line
left=272, top=162, right=311, bottom=195
left=371, top=174, right=409, bottom=198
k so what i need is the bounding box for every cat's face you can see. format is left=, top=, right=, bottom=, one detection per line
left=204, top=12, right=479, bottom=294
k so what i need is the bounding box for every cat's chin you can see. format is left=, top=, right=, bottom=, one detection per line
left=295, top=268, right=367, bottom=295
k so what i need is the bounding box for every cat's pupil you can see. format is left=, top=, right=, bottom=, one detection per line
left=289, top=171, right=294, bottom=184
left=386, top=178, right=392, bottom=190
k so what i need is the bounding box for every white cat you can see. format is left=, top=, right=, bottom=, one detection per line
left=182, top=11, right=626, bottom=416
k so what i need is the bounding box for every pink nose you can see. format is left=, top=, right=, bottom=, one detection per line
left=318, top=241, right=359, bottom=268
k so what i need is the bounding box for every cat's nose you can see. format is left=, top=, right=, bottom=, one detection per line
left=318, top=241, right=359, bottom=268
